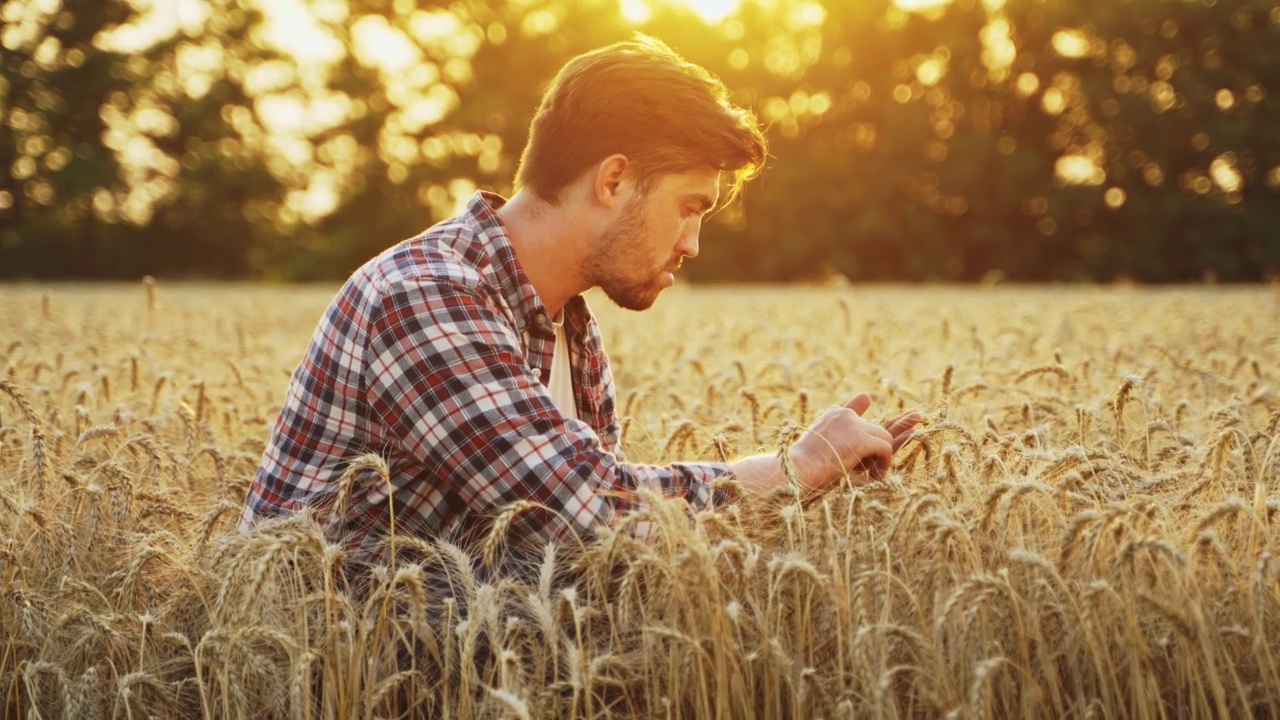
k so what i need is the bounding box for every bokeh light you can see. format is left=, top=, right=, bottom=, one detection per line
left=2, top=0, right=1278, bottom=281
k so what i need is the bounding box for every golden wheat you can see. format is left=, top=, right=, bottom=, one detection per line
left=1, top=282, right=1279, bottom=717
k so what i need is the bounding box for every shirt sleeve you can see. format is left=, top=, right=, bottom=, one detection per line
left=363, top=278, right=732, bottom=546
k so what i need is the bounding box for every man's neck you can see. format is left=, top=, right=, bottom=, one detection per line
left=496, top=190, right=593, bottom=318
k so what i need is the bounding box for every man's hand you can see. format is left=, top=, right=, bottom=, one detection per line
left=790, top=393, right=921, bottom=493
left=726, top=393, right=921, bottom=500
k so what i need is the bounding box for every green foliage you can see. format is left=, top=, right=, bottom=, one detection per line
left=2, top=0, right=1278, bottom=281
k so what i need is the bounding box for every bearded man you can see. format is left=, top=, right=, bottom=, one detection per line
left=240, top=37, right=920, bottom=566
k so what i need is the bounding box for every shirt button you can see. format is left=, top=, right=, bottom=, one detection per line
left=535, top=312, right=548, bottom=326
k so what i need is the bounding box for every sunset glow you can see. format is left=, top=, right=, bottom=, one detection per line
left=893, top=0, right=952, bottom=10
left=623, top=0, right=742, bottom=23
left=623, top=0, right=952, bottom=23
left=681, top=0, right=740, bottom=21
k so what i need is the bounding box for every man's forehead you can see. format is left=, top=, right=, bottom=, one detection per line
left=665, top=166, right=721, bottom=197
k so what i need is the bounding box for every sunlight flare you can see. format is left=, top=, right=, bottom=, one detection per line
left=894, top=0, right=952, bottom=10
left=622, top=0, right=741, bottom=23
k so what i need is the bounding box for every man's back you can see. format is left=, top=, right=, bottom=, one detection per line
left=240, top=192, right=731, bottom=564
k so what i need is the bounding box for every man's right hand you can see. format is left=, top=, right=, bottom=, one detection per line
left=725, top=392, right=920, bottom=500
left=791, top=393, right=920, bottom=493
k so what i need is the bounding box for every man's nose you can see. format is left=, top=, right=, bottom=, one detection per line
left=677, top=224, right=701, bottom=259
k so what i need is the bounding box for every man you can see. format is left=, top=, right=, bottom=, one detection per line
left=240, top=37, right=920, bottom=565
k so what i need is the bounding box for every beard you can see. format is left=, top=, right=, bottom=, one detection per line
left=583, top=195, right=678, bottom=312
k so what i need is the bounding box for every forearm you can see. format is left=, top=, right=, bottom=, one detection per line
left=726, top=446, right=865, bottom=500
left=726, top=453, right=792, bottom=500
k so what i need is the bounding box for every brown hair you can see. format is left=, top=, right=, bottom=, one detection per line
left=514, top=36, right=767, bottom=208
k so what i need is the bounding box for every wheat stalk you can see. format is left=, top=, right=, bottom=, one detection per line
left=483, top=500, right=541, bottom=568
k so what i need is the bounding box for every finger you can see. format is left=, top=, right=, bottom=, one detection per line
left=854, top=457, right=886, bottom=481
left=817, top=415, right=893, bottom=456
left=881, top=411, right=911, bottom=431
left=883, top=410, right=921, bottom=431
left=844, top=393, right=872, bottom=416
left=891, top=428, right=917, bottom=452
left=889, top=414, right=922, bottom=452
left=855, top=436, right=894, bottom=480
left=885, top=411, right=923, bottom=440
left=862, top=418, right=894, bottom=446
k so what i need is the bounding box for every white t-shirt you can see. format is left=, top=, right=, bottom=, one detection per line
left=546, top=312, right=578, bottom=420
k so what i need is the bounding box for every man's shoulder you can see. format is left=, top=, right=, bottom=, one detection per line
left=362, top=214, right=493, bottom=297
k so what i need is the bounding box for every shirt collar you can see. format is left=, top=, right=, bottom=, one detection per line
left=464, top=191, right=590, bottom=337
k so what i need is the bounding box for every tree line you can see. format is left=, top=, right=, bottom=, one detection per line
left=2, top=0, right=1278, bottom=282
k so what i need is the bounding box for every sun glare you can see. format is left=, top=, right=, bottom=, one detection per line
left=685, top=0, right=740, bottom=21
left=893, top=0, right=953, bottom=10
left=623, top=0, right=742, bottom=24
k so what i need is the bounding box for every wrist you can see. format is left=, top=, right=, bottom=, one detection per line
left=786, top=444, right=824, bottom=493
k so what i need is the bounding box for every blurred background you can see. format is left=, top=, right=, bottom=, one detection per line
left=1, top=0, right=1277, bottom=283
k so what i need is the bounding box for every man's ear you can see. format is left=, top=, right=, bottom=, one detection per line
left=593, top=154, right=630, bottom=210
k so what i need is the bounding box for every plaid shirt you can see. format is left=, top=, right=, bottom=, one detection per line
left=240, top=192, right=732, bottom=562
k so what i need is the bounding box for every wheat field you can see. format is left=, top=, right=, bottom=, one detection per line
left=1, top=281, right=1279, bottom=719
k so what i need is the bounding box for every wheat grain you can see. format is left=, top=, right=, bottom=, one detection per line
left=484, top=500, right=541, bottom=568
left=5, top=284, right=1280, bottom=718
left=195, top=499, right=239, bottom=557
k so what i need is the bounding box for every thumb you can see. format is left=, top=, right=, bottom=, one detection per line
left=844, top=393, right=872, bottom=416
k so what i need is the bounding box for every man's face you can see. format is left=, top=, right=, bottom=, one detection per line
left=586, top=165, right=720, bottom=311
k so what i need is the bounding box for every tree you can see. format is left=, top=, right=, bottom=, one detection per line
left=3, top=0, right=1279, bottom=282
